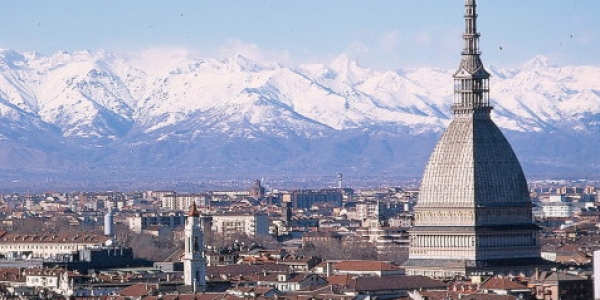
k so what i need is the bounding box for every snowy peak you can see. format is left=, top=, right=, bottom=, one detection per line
left=0, top=49, right=28, bottom=70
left=0, top=49, right=598, bottom=180
left=0, top=49, right=597, bottom=141
left=327, top=54, right=374, bottom=84
left=523, top=55, right=556, bottom=70
left=32, top=57, right=135, bottom=139
left=226, top=54, right=277, bottom=73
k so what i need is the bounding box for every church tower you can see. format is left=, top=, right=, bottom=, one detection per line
left=184, top=202, right=206, bottom=291
left=403, top=0, right=543, bottom=277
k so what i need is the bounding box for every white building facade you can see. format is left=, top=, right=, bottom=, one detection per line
left=211, top=213, right=269, bottom=237
left=184, top=203, right=206, bottom=290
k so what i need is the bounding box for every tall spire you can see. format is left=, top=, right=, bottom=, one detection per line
left=403, top=0, right=544, bottom=277
left=188, top=201, right=200, bottom=217
left=184, top=200, right=206, bottom=290
left=453, top=0, right=491, bottom=115
left=463, top=0, right=480, bottom=56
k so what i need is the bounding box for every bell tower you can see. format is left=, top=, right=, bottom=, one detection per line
left=184, top=202, right=206, bottom=291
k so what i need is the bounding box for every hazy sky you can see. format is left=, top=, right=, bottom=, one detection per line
left=0, top=0, right=598, bottom=70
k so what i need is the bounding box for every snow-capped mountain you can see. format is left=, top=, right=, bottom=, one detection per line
left=0, top=49, right=598, bottom=185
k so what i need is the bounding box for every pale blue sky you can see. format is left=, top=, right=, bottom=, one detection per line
left=0, top=0, right=598, bottom=70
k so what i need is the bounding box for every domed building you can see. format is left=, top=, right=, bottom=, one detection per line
left=403, top=0, right=546, bottom=278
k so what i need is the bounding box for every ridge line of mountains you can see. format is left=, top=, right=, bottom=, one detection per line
left=0, top=48, right=599, bottom=187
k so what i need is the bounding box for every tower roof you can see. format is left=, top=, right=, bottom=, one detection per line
left=188, top=202, right=200, bottom=217
left=454, top=0, right=489, bottom=79
left=452, top=0, right=492, bottom=114
left=418, top=117, right=530, bottom=208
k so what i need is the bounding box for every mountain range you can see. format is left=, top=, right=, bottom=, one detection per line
left=0, top=48, right=599, bottom=189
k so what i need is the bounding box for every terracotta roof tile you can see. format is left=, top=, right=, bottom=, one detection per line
left=117, top=282, right=158, bottom=297
left=334, top=260, right=401, bottom=271
left=421, top=291, right=518, bottom=300
left=0, top=231, right=108, bottom=244
left=480, top=277, right=529, bottom=291
left=326, top=274, right=353, bottom=286
left=351, top=275, right=446, bottom=292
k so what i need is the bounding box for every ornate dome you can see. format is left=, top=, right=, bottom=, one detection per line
left=418, top=115, right=530, bottom=209
left=404, top=0, right=542, bottom=277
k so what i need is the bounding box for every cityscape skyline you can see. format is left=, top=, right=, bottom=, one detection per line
left=0, top=1, right=598, bottom=70
left=0, top=1, right=596, bottom=298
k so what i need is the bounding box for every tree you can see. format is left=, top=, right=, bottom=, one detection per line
left=300, top=238, right=379, bottom=261
left=120, top=229, right=182, bottom=262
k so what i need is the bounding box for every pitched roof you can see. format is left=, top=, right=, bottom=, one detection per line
left=117, top=283, right=158, bottom=297
left=0, top=267, right=25, bottom=282
left=480, top=277, right=529, bottom=291
left=326, top=274, right=354, bottom=286
left=0, top=232, right=108, bottom=244
left=206, top=264, right=289, bottom=278
left=157, top=294, right=226, bottom=300
left=420, top=291, right=518, bottom=300
left=334, top=260, right=401, bottom=272
left=163, top=248, right=185, bottom=262
left=351, top=275, right=446, bottom=292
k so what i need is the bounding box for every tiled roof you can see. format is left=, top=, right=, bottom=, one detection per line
left=0, top=267, right=25, bottom=282
left=556, top=252, right=589, bottom=264
left=163, top=248, right=185, bottom=262
left=243, top=256, right=276, bottom=263
left=351, top=275, right=446, bottom=292
left=206, top=264, right=289, bottom=278
left=556, top=244, right=580, bottom=253
left=228, top=286, right=278, bottom=296
left=117, top=282, right=158, bottom=297
left=279, top=255, right=316, bottom=264
left=147, top=296, right=214, bottom=300
left=480, top=277, right=529, bottom=291
left=0, top=232, right=108, bottom=244
left=180, top=294, right=227, bottom=300
left=259, top=273, right=324, bottom=284
left=420, top=291, right=518, bottom=300
left=531, top=271, right=588, bottom=284
left=23, top=267, right=68, bottom=276
left=326, top=274, right=353, bottom=286
left=334, top=260, right=401, bottom=271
